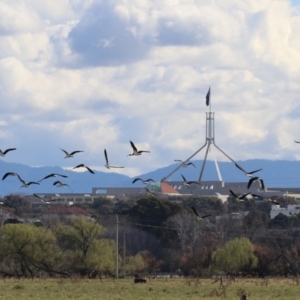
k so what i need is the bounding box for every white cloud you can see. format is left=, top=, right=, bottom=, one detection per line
left=0, top=0, right=300, bottom=179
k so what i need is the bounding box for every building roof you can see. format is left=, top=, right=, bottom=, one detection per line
left=160, top=182, right=179, bottom=194
left=44, top=205, right=91, bottom=217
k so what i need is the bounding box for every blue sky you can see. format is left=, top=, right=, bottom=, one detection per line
left=1, top=0, right=300, bottom=177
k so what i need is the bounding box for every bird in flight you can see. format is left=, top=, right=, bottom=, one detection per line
left=247, top=177, right=265, bottom=190
left=181, top=174, right=201, bottom=187
left=17, top=175, right=40, bottom=188
left=127, top=141, right=150, bottom=156
left=144, top=188, right=156, bottom=197
left=0, top=148, right=16, bottom=157
left=38, top=173, right=68, bottom=182
left=229, top=190, right=250, bottom=201
left=191, top=207, right=211, bottom=220
left=132, top=178, right=155, bottom=184
left=73, top=164, right=95, bottom=174
left=104, top=149, right=124, bottom=169
left=60, top=148, right=83, bottom=158
left=234, top=163, right=262, bottom=177
left=174, top=160, right=196, bottom=168
left=251, top=194, right=280, bottom=205
left=53, top=181, right=73, bottom=192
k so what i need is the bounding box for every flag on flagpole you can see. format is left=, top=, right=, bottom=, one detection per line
left=205, top=87, right=210, bottom=106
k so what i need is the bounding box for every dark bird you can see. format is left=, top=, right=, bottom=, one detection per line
left=295, top=141, right=300, bottom=143
left=60, top=148, right=83, bottom=158
left=104, top=149, right=124, bottom=169
left=229, top=190, right=251, bottom=201
left=181, top=174, right=201, bottom=187
left=235, top=163, right=262, bottom=177
left=17, top=176, right=40, bottom=188
left=132, top=178, right=155, bottom=184
left=191, top=207, right=211, bottom=220
left=174, top=159, right=196, bottom=168
left=0, top=148, right=16, bottom=157
left=2, top=172, right=20, bottom=180
left=53, top=181, right=73, bottom=192
left=247, top=177, right=265, bottom=190
left=144, top=188, right=156, bottom=197
left=38, top=173, right=68, bottom=182
left=73, top=164, right=94, bottom=174
left=251, top=194, right=280, bottom=205
left=127, top=141, right=150, bottom=156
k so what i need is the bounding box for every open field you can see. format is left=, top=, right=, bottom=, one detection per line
left=0, top=277, right=299, bottom=300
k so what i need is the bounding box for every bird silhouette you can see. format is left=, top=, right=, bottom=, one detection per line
left=0, top=148, right=16, bottom=157
left=60, top=148, right=83, bottom=158
left=234, top=163, right=262, bottom=177
left=38, top=173, right=68, bottom=182
left=127, top=141, right=150, bottom=156
left=247, top=177, right=265, bottom=190
left=73, top=164, right=94, bottom=174
left=104, top=149, right=124, bottom=169
left=181, top=174, right=201, bottom=187
left=132, top=178, right=155, bottom=184
left=174, top=159, right=196, bottom=168
left=229, top=190, right=251, bottom=201
left=191, top=207, right=211, bottom=220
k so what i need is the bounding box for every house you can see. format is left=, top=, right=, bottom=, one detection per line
left=270, top=205, right=300, bottom=219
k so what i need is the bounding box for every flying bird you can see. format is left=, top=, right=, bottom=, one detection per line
left=17, top=176, right=40, bottom=188
left=2, top=172, right=20, bottom=181
left=0, top=148, right=16, bottom=157
left=247, top=177, right=265, bottom=190
left=104, top=149, right=124, bottom=169
left=60, top=148, right=83, bottom=158
left=73, top=164, right=95, bottom=174
left=191, top=207, right=211, bottom=220
left=251, top=194, right=280, bottom=205
left=181, top=174, right=201, bottom=187
left=144, top=188, right=156, bottom=197
left=53, top=181, right=73, bottom=192
left=127, top=141, right=150, bottom=156
left=234, top=163, right=262, bottom=177
left=132, top=178, right=155, bottom=184
left=229, top=190, right=251, bottom=201
left=174, top=160, right=196, bottom=168
left=38, top=173, right=68, bottom=182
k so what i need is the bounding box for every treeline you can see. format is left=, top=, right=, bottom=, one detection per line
left=1, top=194, right=300, bottom=278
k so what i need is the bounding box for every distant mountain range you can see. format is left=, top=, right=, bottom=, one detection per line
left=0, top=159, right=299, bottom=197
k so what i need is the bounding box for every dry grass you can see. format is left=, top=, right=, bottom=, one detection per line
left=0, top=277, right=298, bottom=299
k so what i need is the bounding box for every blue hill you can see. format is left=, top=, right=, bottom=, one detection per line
left=0, top=159, right=299, bottom=196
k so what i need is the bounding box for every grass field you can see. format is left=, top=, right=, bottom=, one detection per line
left=0, top=277, right=299, bottom=299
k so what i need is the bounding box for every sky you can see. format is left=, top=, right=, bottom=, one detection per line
left=1, top=0, right=300, bottom=178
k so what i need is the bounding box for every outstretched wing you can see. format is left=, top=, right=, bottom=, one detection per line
left=130, top=141, right=138, bottom=152
left=104, top=149, right=109, bottom=165
left=3, top=148, right=16, bottom=154
left=191, top=206, right=200, bottom=218
left=70, top=150, right=83, bottom=155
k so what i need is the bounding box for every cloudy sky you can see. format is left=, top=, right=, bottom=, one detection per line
left=1, top=0, right=300, bottom=177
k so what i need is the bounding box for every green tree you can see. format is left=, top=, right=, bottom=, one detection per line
left=212, top=237, right=258, bottom=275
left=56, top=217, right=115, bottom=275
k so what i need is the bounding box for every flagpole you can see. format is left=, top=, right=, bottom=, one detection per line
left=209, top=86, right=211, bottom=113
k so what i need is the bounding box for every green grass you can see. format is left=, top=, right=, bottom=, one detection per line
left=0, top=277, right=299, bottom=299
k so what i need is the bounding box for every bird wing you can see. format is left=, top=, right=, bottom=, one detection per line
left=28, top=182, right=40, bottom=185
left=85, top=166, right=95, bottom=174
left=200, top=214, right=211, bottom=219
left=60, top=148, right=69, bottom=155
left=247, top=177, right=256, bottom=189
left=192, top=206, right=200, bottom=217
left=109, top=165, right=125, bottom=168
left=187, top=162, right=196, bottom=167
left=33, top=194, right=42, bottom=199
left=174, top=159, right=183, bottom=162
left=70, top=150, right=83, bottom=155
left=132, top=178, right=142, bottom=184
left=53, top=181, right=61, bottom=185
left=139, top=150, right=150, bottom=153
left=181, top=174, right=187, bottom=182
left=234, top=163, right=247, bottom=173
left=130, top=141, right=138, bottom=152
left=73, top=164, right=83, bottom=169
left=2, top=172, right=15, bottom=180
left=259, top=179, right=265, bottom=190
left=104, top=149, right=109, bottom=165
left=248, top=168, right=262, bottom=175
left=295, top=141, right=300, bottom=143
left=16, top=175, right=25, bottom=184
left=229, top=189, right=238, bottom=198
left=3, top=148, right=16, bottom=154
left=188, top=181, right=201, bottom=185
left=146, top=179, right=155, bottom=183
left=239, top=193, right=250, bottom=199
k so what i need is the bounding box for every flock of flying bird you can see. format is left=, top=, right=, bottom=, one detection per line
left=1, top=138, right=293, bottom=220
